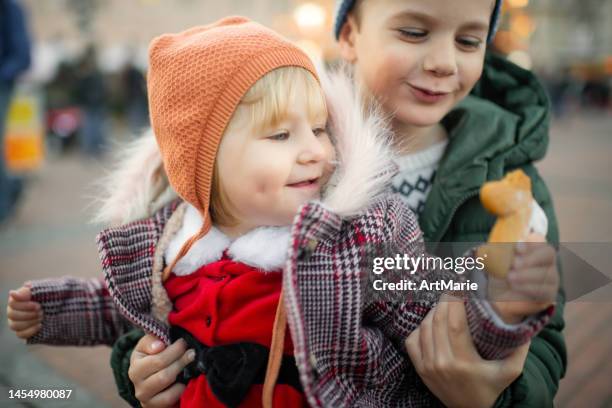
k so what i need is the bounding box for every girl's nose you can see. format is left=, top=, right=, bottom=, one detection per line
left=423, top=39, right=458, bottom=77
left=297, top=130, right=327, bottom=164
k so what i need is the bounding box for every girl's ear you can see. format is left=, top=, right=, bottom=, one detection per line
left=338, top=15, right=358, bottom=63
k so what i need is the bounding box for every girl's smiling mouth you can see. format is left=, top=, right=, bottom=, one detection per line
left=286, top=177, right=320, bottom=188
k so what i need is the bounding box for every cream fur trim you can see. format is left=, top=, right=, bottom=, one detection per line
left=318, top=65, right=395, bottom=216
left=92, top=129, right=178, bottom=226
left=151, top=203, right=186, bottom=323
left=164, top=205, right=230, bottom=276
left=227, top=227, right=291, bottom=271
left=164, top=204, right=290, bottom=276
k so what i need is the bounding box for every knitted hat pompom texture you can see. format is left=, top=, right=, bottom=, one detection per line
left=148, top=16, right=318, bottom=234
left=333, top=0, right=503, bottom=43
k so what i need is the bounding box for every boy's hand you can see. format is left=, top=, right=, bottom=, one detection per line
left=405, top=295, right=530, bottom=408
left=129, top=334, right=194, bottom=408
left=488, top=234, right=559, bottom=324
left=7, top=285, right=43, bottom=339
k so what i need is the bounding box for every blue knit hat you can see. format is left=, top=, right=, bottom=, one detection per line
left=334, top=0, right=503, bottom=43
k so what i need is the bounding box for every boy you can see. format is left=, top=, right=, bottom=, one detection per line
left=335, top=0, right=565, bottom=407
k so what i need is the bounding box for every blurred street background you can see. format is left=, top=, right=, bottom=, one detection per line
left=1, top=0, right=611, bottom=407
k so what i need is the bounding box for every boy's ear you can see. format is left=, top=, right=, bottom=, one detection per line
left=337, top=15, right=358, bottom=63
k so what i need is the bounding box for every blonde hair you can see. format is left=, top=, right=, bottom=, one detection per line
left=209, top=66, right=327, bottom=227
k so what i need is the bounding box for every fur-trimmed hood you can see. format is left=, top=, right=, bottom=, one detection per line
left=94, top=66, right=395, bottom=227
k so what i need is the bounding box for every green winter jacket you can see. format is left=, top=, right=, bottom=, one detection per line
left=428, top=52, right=566, bottom=407
left=109, top=52, right=566, bottom=407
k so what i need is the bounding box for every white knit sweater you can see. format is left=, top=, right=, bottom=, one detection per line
left=391, top=139, right=448, bottom=215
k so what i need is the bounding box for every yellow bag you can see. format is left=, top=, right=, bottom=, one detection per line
left=4, top=87, right=45, bottom=172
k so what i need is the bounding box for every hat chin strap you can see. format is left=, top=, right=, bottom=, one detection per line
left=262, top=289, right=287, bottom=408
left=162, top=214, right=212, bottom=282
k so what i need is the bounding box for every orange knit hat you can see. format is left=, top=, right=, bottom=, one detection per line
left=147, top=17, right=318, bottom=275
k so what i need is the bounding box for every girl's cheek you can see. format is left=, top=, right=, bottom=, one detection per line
left=251, top=168, right=283, bottom=194
left=255, top=179, right=269, bottom=195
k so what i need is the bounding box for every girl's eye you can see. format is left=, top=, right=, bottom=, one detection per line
left=269, top=131, right=289, bottom=141
left=456, top=37, right=483, bottom=50
left=313, top=127, right=327, bottom=137
left=398, top=28, right=428, bottom=40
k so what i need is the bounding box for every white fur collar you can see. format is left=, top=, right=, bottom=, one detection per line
left=164, top=204, right=291, bottom=276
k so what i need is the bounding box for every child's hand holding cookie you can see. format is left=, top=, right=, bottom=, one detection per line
left=7, top=284, right=43, bottom=339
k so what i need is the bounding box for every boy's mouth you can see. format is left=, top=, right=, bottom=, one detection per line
left=408, top=84, right=451, bottom=103
left=410, top=83, right=451, bottom=94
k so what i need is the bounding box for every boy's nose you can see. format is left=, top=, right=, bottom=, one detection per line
left=423, top=40, right=458, bottom=77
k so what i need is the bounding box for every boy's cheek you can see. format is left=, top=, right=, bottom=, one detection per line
left=459, top=57, right=486, bottom=94
left=355, top=47, right=403, bottom=91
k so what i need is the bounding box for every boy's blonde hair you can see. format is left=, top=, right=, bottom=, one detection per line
left=209, top=66, right=328, bottom=227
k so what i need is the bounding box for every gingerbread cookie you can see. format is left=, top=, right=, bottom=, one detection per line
left=477, top=169, right=548, bottom=278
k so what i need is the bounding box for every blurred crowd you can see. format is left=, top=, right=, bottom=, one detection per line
left=539, top=67, right=611, bottom=117
left=1, top=0, right=149, bottom=224
left=1, top=0, right=611, bottom=227
left=44, top=46, right=148, bottom=156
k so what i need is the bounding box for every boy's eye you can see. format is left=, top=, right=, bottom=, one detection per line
left=397, top=28, right=428, bottom=40
left=269, top=131, right=289, bottom=141
left=456, top=36, right=483, bottom=50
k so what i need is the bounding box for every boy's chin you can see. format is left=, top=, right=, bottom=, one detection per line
left=395, top=108, right=448, bottom=128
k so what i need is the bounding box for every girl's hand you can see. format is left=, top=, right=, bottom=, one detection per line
left=7, top=285, right=42, bottom=339
left=129, top=334, right=195, bottom=408
left=489, top=233, right=559, bottom=323
left=405, top=295, right=529, bottom=408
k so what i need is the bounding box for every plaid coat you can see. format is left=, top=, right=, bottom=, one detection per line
left=27, top=69, right=552, bottom=407
left=29, top=196, right=551, bottom=407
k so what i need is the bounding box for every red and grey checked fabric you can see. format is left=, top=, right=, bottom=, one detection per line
left=29, top=196, right=551, bottom=407
left=283, top=196, right=552, bottom=407
left=28, top=276, right=132, bottom=346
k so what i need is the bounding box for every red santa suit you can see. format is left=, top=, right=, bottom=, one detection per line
left=163, top=206, right=305, bottom=408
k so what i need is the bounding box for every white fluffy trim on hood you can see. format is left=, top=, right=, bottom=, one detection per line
left=92, top=128, right=178, bottom=226
left=317, top=65, right=395, bottom=216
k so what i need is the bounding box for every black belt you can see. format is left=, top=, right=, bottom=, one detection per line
left=170, top=326, right=302, bottom=407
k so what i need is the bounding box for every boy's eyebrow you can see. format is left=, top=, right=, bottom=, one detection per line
left=460, top=20, right=490, bottom=33
left=389, top=10, right=437, bottom=26
left=389, top=10, right=489, bottom=32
